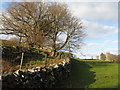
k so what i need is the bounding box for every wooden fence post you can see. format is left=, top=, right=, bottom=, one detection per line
left=20, top=52, right=24, bottom=70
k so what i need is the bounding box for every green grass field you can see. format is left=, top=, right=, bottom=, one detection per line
left=57, top=58, right=118, bottom=88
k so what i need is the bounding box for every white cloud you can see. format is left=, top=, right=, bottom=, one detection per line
left=47, top=0, right=119, bottom=2
left=0, top=10, right=1, bottom=15
left=75, top=39, right=118, bottom=58
left=82, top=20, right=118, bottom=39
left=0, top=10, right=2, bottom=18
left=103, top=40, right=118, bottom=45
left=0, top=34, right=16, bottom=40
left=67, top=2, right=118, bottom=23
left=84, top=40, right=118, bottom=49
left=103, top=48, right=118, bottom=55
left=74, top=51, right=99, bottom=59
left=5, top=0, right=118, bottom=2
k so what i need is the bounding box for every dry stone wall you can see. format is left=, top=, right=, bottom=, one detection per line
left=2, top=61, right=71, bottom=88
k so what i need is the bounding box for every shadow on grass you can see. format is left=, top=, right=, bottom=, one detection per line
left=57, top=58, right=96, bottom=88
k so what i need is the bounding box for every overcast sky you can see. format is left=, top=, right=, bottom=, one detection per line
left=0, top=0, right=119, bottom=59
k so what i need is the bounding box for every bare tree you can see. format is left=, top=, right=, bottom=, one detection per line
left=46, top=2, right=84, bottom=56
left=0, top=2, right=50, bottom=48
left=0, top=2, right=85, bottom=56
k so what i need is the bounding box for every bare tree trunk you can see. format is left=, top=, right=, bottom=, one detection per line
left=53, top=49, right=56, bottom=57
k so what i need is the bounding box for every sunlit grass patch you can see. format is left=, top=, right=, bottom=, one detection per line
left=58, top=58, right=118, bottom=88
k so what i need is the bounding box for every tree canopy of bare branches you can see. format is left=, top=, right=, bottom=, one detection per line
left=1, top=2, right=50, bottom=47
left=0, top=2, right=85, bottom=56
